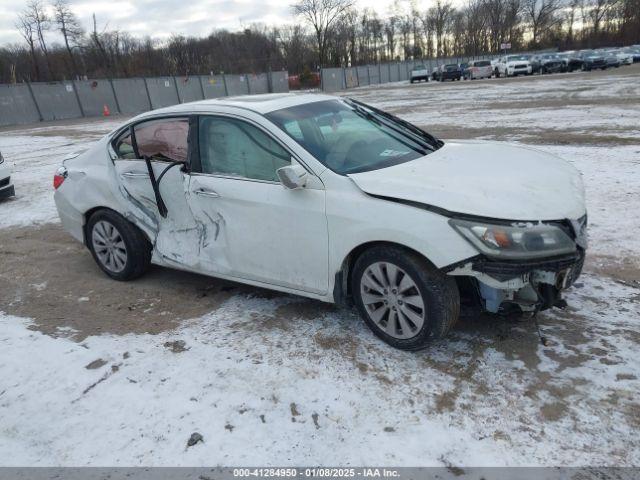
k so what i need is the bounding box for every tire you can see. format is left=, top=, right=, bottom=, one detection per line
left=87, top=209, right=152, bottom=281
left=351, top=246, right=460, bottom=350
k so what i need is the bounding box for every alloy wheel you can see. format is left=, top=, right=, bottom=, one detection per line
left=360, top=261, right=426, bottom=339
left=92, top=220, right=128, bottom=273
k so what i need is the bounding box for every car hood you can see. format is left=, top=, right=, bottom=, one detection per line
left=347, top=141, right=586, bottom=221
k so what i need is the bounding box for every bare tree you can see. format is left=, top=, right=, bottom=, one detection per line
left=15, top=13, right=41, bottom=80
left=431, top=1, right=455, bottom=57
left=90, top=14, right=113, bottom=75
left=292, top=0, right=355, bottom=67
left=53, top=0, right=84, bottom=78
left=25, top=0, right=53, bottom=78
left=384, top=16, right=398, bottom=60
left=586, top=0, right=620, bottom=37
left=524, top=0, right=561, bottom=45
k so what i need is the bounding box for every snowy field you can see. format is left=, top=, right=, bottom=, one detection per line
left=0, top=67, right=639, bottom=466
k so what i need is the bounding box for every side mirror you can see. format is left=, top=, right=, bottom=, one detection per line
left=277, top=164, right=308, bottom=190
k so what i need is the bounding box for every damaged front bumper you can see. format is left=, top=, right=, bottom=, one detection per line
left=447, top=250, right=585, bottom=313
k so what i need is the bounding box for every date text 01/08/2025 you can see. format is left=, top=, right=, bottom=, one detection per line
left=233, top=469, right=400, bottom=478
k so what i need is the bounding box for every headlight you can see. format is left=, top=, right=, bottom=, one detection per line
left=449, top=218, right=576, bottom=259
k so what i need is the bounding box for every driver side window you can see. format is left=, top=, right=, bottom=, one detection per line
left=198, top=117, right=290, bottom=182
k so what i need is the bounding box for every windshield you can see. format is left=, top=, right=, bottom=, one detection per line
left=507, top=55, right=529, bottom=61
left=265, top=100, right=442, bottom=175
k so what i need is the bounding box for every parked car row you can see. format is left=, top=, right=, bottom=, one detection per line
left=409, top=45, right=639, bottom=83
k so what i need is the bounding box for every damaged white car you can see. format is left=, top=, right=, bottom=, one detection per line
left=54, top=93, right=587, bottom=350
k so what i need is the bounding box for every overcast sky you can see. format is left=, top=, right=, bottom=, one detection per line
left=0, top=0, right=434, bottom=46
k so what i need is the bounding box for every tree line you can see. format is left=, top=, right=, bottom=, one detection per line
left=0, top=0, right=638, bottom=84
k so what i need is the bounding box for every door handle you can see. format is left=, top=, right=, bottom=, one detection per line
left=121, top=172, right=149, bottom=179
left=194, top=188, right=220, bottom=198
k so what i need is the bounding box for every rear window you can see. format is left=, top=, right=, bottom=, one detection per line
left=413, top=65, right=426, bottom=71
left=445, top=64, right=459, bottom=71
left=474, top=61, right=490, bottom=67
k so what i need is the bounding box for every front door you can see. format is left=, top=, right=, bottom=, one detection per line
left=187, top=115, right=329, bottom=295
left=111, top=117, right=201, bottom=268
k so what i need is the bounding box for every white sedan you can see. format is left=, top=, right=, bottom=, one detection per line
left=53, top=93, right=587, bottom=350
left=0, top=151, right=15, bottom=200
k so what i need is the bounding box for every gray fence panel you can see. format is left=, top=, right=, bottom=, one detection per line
left=389, top=64, right=400, bottom=82
left=30, top=82, right=82, bottom=121
left=356, top=66, right=369, bottom=86
left=0, top=84, right=41, bottom=126
left=145, top=77, right=179, bottom=109
left=269, top=71, right=289, bottom=93
left=345, top=67, right=359, bottom=88
left=368, top=65, right=380, bottom=85
left=200, top=75, right=227, bottom=98
left=111, top=78, right=150, bottom=114
left=175, top=76, right=204, bottom=104
left=380, top=64, right=390, bottom=84
left=225, top=74, right=250, bottom=96
left=248, top=73, right=269, bottom=94
left=320, top=68, right=344, bottom=92
left=75, top=79, right=118, bottom=117
left=399, top=62, right=408, bottom=81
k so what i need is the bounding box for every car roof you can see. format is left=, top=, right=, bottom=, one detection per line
left=135, top=93, right=338, bottom=119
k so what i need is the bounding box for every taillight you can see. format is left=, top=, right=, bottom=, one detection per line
left=53, top=166, right=67, bottom=190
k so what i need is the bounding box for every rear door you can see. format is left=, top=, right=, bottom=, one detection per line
left=111, top=117, right=201, bottom=268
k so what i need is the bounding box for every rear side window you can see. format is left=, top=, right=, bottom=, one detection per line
left=113, top=118, right=189, bottom=162
left=134, top=119, right=189, bottom=162
left=113, top=130, right=136, bottom=159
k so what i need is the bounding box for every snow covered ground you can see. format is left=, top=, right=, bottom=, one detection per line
left=0, top=68, right=639, bottom=466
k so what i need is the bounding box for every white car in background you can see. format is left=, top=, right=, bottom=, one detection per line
left=611, top=49, right=633, bottom=65
left=0, top=151, right=15, bottom=200
left=464, top=60, right=493, bottom=80
left=409, top=64, right=430, bottom=83
left=495, top=55, right=533, bottom=77
left=53, top=93, right=587, bottom=350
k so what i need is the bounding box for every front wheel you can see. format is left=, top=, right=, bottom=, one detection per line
left=351, top=246, right=460, bottom=350
left=87, top=209, right=152, bottom=281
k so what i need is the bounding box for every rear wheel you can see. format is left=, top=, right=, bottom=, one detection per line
left=87, top=209, right=152, bottom=281
left=351, top=246, right=460, bottom=350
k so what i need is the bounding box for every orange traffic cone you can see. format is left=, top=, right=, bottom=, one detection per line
left=102, top=104, right=110, bottom=116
